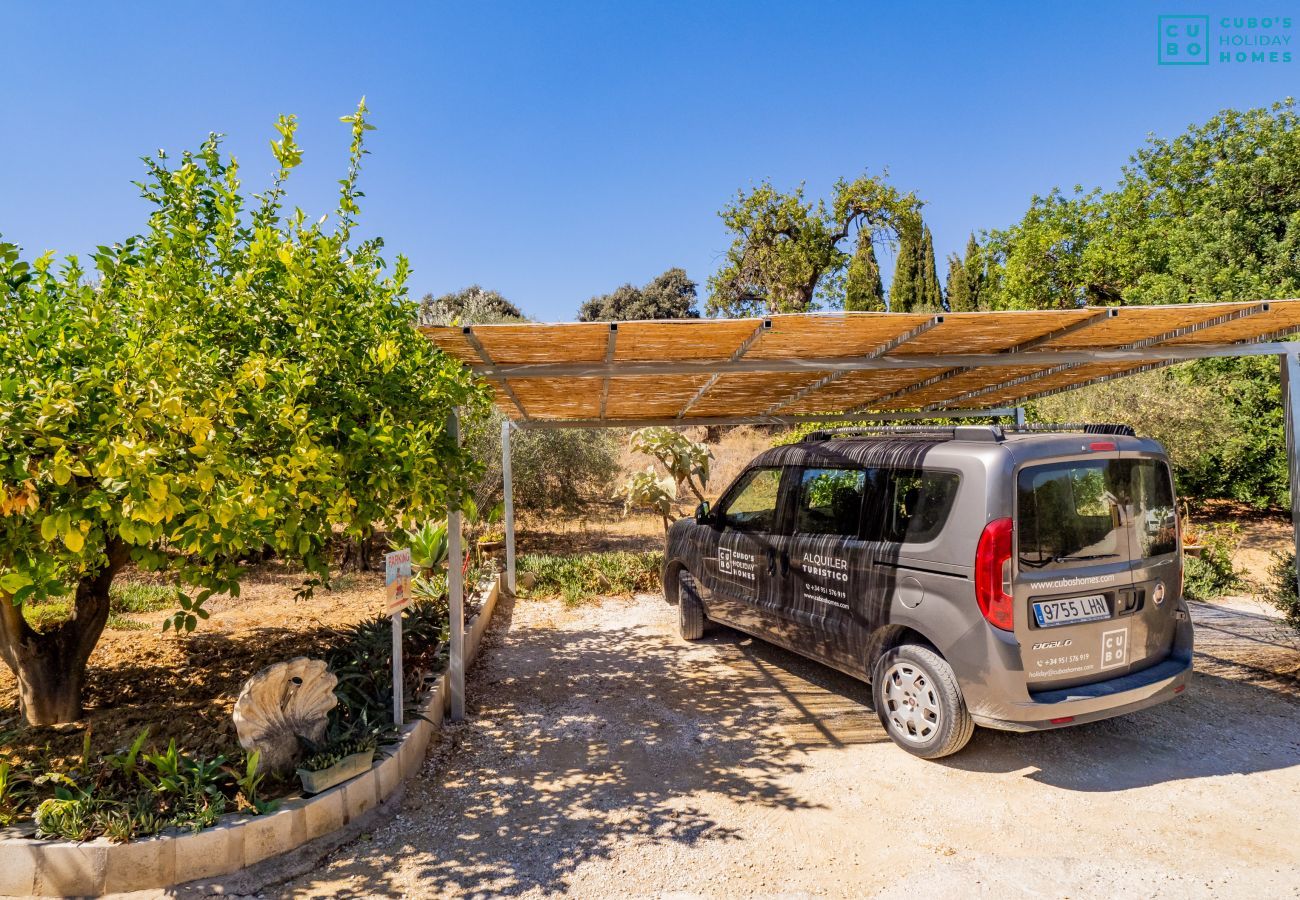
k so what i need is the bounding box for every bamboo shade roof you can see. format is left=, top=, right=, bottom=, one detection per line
left=420, top=300, right=1300, bottom=427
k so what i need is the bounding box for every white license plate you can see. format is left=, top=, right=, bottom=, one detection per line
left=1033, top=594, right=1110, bottom=628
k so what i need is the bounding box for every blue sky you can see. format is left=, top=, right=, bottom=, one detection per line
left=1, top=1, right=1295, bottom=320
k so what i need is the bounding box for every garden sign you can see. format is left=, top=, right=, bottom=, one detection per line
left=385, top=548, right=412, bottom=726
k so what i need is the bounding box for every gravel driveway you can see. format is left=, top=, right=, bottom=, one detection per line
left=285, top=593, right=1300, bottom=898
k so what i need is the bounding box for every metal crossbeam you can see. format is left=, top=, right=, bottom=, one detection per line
left=846, top=309, right=1118, bottom=414
left=998, top=360, right=1178, bottom=406
left=517, top=406, right=1023, bottom=430
left=676, top=318, right=772, bottom=419
left=763, top=315, right=943, bottom=416
left=463, top=327, right=530, bottom=420
left=471, top=339, right=1299, bottom=379
left=598, top=323, right=618, bottom=420
left=933, top=303, right=1270, bottom=410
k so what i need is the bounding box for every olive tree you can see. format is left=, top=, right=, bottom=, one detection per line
left=0, top=102, right=487, bottom=725
left=707, top=174, right=921, bottom=316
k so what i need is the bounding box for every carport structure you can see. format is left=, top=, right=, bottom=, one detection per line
left=421, top=300, right=1300, bottom=716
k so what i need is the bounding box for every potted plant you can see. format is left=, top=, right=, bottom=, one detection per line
left=296, top=735, right=378, bottom=795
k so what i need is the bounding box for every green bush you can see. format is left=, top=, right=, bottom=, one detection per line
left=1033, top=360, right=1287, bottom=509
left=468, top=410, right=620, bottom=513
left=1264, top=551, right=1300, bottom=629
left=520, top=551, right=663, bottom=604
left=1181, top=529, right=1242, bottom=601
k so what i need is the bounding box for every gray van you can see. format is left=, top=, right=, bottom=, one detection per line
left=663, top=424, right=1192, bottom=758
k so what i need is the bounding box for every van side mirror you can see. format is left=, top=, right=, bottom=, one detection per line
left=694, top=501, right=712, bottom=524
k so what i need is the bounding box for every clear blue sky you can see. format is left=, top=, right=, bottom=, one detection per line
left=1, top=1, right=1294, bottom=320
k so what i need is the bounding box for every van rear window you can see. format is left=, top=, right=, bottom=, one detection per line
left=1017, top=458, right=1176, bottom=570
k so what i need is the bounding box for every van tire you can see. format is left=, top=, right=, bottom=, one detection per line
left=678, top=573, right=707, bottom=641
left=871, top=643, right=974, bottom=759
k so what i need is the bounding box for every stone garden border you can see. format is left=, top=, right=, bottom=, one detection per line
left=0, top=574, right=503, bottom=897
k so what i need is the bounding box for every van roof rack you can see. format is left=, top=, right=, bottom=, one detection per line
left=802, top=425, right=1006, bottom=442
left=801, top=422, right=1136, bottom=443
left=1011, top=423, right=1137, bottom=437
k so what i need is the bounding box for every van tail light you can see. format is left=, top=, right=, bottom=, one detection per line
left=975, top=517, right=1015, bottom=631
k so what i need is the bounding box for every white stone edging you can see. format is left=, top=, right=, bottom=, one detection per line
left=0, top=574, right=503, bottom=897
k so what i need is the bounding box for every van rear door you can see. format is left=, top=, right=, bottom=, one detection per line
left=1013, top=454, right=1180, bottom=691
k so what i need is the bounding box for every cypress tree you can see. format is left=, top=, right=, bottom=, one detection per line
left=945, top=253, right=972, bottom=312
left=919, top=225, right=942, bottom=311
left=844, top=229, right=886, bottom=311
left=889, top=228, right=921, bottom=312
left=961, top=233, right=985, bottom=311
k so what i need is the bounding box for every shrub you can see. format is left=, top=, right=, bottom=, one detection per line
left=1181, top=528, right=1242, bottom=601
left=324, top=595, right=452, bottom=736
left=520, top=551, right=663, bottom=604
left=1264, top=551, right=1300, bottom=629
left=467, top=410, right=620, bottom=513
left=1032, top=362, right=1286, bottom=508
left=620, top=469, right=677, bottom=531
left=628, top=427, right=712, bottom=501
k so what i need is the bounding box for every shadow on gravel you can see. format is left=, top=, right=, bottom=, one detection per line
left=288, top=594, right=871, bottom=898
left=288, top=595, right=1300, bottom=896
left=942, top=661, right=1300, bottom=792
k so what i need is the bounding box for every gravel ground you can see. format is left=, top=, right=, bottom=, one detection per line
left=283, top=593, right=1300, bottom=899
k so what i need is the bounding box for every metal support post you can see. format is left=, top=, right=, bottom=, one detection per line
left=391, top=611, right=403, bottom=728
left=448, top=408, right=465, bottom=722
left=1281, top=352, right=1300, bottom=600
left=502, top=418, right=516, bottom=596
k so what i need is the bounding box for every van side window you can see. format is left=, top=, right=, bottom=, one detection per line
left=863, top=470, right=960, bottom=543
left=795, top=468, right=866, bottom=536
left=720, top=467, right=784, bottom=533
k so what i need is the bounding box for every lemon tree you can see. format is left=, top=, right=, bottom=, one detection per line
left=0, top=102, right=486, bottom=724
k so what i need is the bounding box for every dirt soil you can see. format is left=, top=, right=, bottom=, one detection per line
left=283, top=591, right=1300, bottom=899
left=0, top=563, right=387, bottom=768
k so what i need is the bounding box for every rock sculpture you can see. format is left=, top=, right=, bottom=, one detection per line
left=232, top=657, right=339, bottom=774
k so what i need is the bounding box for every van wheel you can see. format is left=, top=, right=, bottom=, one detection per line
left=871, top=644, right=974, bottom=759
left=678, top=572, right=707, bottom=641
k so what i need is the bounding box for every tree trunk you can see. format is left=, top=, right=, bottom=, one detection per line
left=0, top=540, right=127, bottom=726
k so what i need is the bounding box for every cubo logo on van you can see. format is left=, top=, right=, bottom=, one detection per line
left=1153, top=582, right=1166, bottom=606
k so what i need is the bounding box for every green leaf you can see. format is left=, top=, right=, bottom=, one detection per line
left=0, top=572, right=33, bottom=594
